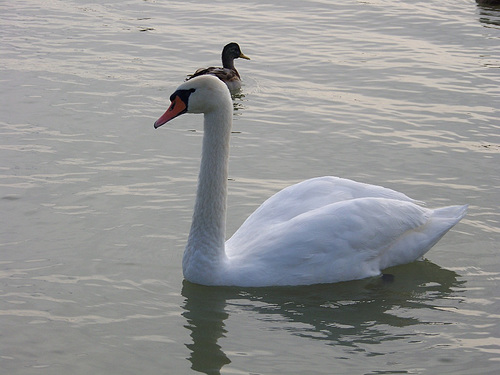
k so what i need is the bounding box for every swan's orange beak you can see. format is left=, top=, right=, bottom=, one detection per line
left=154, top=95, right=187, bottom=129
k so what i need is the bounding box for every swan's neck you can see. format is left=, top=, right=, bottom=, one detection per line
left=183, top=104, right=232, bottom=283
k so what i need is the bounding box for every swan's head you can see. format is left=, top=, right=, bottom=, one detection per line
left=154, top=75, right=231, bottom=129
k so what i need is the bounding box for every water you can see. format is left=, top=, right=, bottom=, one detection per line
left=1, top=0, right=499, bottom=374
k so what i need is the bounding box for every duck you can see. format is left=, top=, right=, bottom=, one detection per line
left=186, top=42, right=250, bottom=91
left=153, top=75, right=468, bottom=287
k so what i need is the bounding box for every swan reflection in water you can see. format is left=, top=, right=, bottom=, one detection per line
left=181, top=261, right=464, bottom=374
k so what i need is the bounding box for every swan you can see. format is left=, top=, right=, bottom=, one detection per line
left=154, top=75, right=467, bottom=287
left=186, top=42, right=250, bottom=91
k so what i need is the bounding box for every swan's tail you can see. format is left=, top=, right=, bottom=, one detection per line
left=432, top=204, right=468, bottom=227
left=416, top=204, right=468, bottom=259
left=380, top=204, right=468, bottom=270
left=418, top=204, right=468, bottom=255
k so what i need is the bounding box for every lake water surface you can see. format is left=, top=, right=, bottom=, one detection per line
left=1, top=0, right=500, bottom=374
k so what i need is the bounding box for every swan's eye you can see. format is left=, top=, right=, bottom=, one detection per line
left=171, top=89, right=196, bottom=103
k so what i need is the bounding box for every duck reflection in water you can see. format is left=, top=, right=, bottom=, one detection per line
left=181, top=261, right=464, bottom=375
left=476, top=0, right=500, bottom=6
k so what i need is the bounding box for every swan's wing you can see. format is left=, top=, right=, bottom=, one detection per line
left=229, top=176, right=421, bottom=244
left=225, top=198, right=466, bottom=286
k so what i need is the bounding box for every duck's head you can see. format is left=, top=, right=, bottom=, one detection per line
left=154, top=75, right=231, bottom=129
left=223, top=42, right=250, bottom=61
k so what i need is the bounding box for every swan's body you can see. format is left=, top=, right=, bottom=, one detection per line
left=186, top=42, right=250, bottom=91
left=154, top=75, right=467, bottom=287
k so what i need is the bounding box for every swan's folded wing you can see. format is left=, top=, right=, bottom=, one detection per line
left=229, top=176, right=421, bottom=245
left=225, top=197, right=461, bottom=286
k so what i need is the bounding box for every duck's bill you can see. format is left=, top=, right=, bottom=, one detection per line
left=154, top=96, right=187, bottom=128
left=239, top=53, right=250, bottom=60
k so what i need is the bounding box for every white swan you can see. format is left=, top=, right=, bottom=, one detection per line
left=154, top=75, right=467, bottom=287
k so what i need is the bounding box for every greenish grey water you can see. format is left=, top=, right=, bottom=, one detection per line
left=1, top=0, right=499, bottom=374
